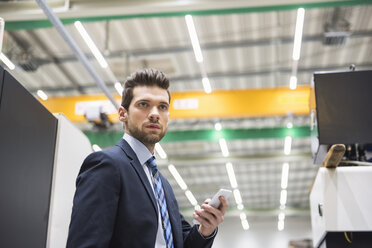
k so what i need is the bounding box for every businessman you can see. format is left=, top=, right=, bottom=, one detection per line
left=67, top=68, right=227, bottom=248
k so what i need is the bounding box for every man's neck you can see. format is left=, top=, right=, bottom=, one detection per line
left=125, top=131, right=155, bottom=154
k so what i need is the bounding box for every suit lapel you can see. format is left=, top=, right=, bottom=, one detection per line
left=116, top=139, right=158, bottom=215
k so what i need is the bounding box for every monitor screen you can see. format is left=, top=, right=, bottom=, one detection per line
left=314, top=70, right=372, bottom=144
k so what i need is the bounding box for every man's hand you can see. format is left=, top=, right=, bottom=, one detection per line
left=193, top=196, right=228, bottom=237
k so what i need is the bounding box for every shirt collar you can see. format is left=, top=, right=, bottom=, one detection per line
left=123, top=133, right=153, bottom=165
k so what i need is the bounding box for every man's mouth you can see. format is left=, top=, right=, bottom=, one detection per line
left=146, top=124, right=161, bottom=129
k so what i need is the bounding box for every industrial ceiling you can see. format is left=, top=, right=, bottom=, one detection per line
left=1, top=0, right=371, bottom=230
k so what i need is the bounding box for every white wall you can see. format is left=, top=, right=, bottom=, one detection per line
left=212, top=215, right=312, bottom=248
left=47, top=114, right=93, bottom=248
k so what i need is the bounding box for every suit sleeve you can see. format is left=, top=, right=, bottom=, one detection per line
left=66, top=151, right=121, bottom=248
left=181, top=212, right=217, bottom=248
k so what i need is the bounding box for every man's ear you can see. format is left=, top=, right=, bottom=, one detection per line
left=118, top=106, right=128, bottom=123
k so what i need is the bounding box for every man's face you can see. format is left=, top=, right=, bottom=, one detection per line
left=119, top=85, right=169, bottom=147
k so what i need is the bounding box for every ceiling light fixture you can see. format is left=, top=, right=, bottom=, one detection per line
left=0, top=53, right=15, bottom=70
left=292, top=8, right=305, bottom=61
left=281, top=163, right=289, bottom=189
left=278, top=220, right=284, bottom=231
left=241, top=219, right=250, bottom=230
left=114, top=82, right=123, bottom=96
left=226, top=162, right=238, bottom=189
left=240, top=212, right=247, bottom=221
left=155, top=143, right=167, bottom=159
left=233, top=189, right=242, bottom=205
left=202, top=77, right=212, bottom=94
left=284, top=136, right=292, bottom=155
left=214, top=122, right=222, bottom=131
left=280, top=189, right=287, bottom=206
left=289, top=75, right=297, bottom=90
left=219, top=138, right=229, bottom=157
left=185, top=190, right=198, bottom=206
left=240, top=213, right=249, bottom=230
left=185, top=15, right=203, bottom=63
left=92, top=144, right=102, bottom=151
left=37, top=90, right=48, bottom=101
left=168, top=164, right=188, bottom=190
left=74, top=21, right=108, bottom=68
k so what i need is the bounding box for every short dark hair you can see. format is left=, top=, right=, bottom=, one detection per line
left=121, top=68, right=171, bottom=110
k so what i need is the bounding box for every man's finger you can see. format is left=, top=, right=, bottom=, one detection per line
left=218, top=196, right=228, bottom=214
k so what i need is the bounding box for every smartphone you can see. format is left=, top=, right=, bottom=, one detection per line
left=193, top=189, right=232, bottom=225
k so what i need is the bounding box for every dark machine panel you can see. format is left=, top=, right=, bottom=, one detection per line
left=0, top=66, right=58, bottom=248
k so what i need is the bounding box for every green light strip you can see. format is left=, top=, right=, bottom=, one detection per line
left=5, top=0, right=372, bottom=30
left=84, top=126, right=310, bottom=148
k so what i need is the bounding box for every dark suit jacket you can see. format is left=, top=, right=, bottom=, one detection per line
left=67, top=139, right=215, bottom=248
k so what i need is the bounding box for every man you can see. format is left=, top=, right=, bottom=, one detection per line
left=67, top=68, right=227, bottom=248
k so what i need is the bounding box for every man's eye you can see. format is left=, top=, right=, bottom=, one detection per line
left=139, top=102, right=148, bottom=107
left=159, top=105, right=168, bottom=110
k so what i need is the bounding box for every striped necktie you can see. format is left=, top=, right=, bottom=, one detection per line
left=146, top=156, right=174, bottom=248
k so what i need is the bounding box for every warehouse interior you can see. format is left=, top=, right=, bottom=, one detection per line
left=1, top=0, right=372, bottom=247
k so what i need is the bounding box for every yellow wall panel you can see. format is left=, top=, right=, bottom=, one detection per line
left=39, top=86, right=310, bottom=123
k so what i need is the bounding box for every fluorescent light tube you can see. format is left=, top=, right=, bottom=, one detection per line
left=284, top=136, right=292, bottom=155
left=278, top=220, right=284, bottom=231
left=114, top=82, right=123, bottom=96
left=0, top=53, right=15, bottom=70
left=292, top=8, right=305, bottom=61
left=237, top=203, right=244, bottom=210
left=74, top=21, right=108, bottom=68
left=281, top=163, right=289, bottom=189
left=185, top=190, right=198, bottom=206
left=168, top=164, right=188, bottom=190
left=278, top=212, right=285, bottom=221
left=226, top=162, right=238, bottom=188
left=219, top=138, right=229, bottom=157
left=280, top=189, right=287, bottom=205
left=214, top=122, right=222, bottom=131
left=233, top=189, right=242, bottom=205
left=240, top=212, right=247, bottom=220
left=37, top=90, right=48, bottom=101
left=202, top=77, right=212, bottom=94
left=289, top=75, right=297, bottom=90
left=241, top=219, right=250, bottom=230
left=185, top=15, right=203, bottom=63
left=155, top=143, right=167, bottom=159
left=92, top=144, right=102, bottom=151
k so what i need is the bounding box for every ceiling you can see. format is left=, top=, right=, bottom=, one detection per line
left=1, top=0, right=372, bottom=228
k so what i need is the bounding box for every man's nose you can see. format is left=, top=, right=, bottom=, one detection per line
left=149, top=106, right=160, bottom=121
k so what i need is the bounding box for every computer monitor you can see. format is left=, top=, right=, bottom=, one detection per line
left=314, top=70, right=372, bottom=144
left=311, top=69, right=372, bottom=164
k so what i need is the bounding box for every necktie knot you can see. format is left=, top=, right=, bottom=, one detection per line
left=146, top=156, right=158, bottom=176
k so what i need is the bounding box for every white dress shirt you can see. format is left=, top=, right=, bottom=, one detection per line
left=123, top=133, right=167, bottom=248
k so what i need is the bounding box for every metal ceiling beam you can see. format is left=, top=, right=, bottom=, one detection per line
left=35, top=0, right=119, bottom=109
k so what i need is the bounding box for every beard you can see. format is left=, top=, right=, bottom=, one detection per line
left=126, top=120, right=166, bottom=146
